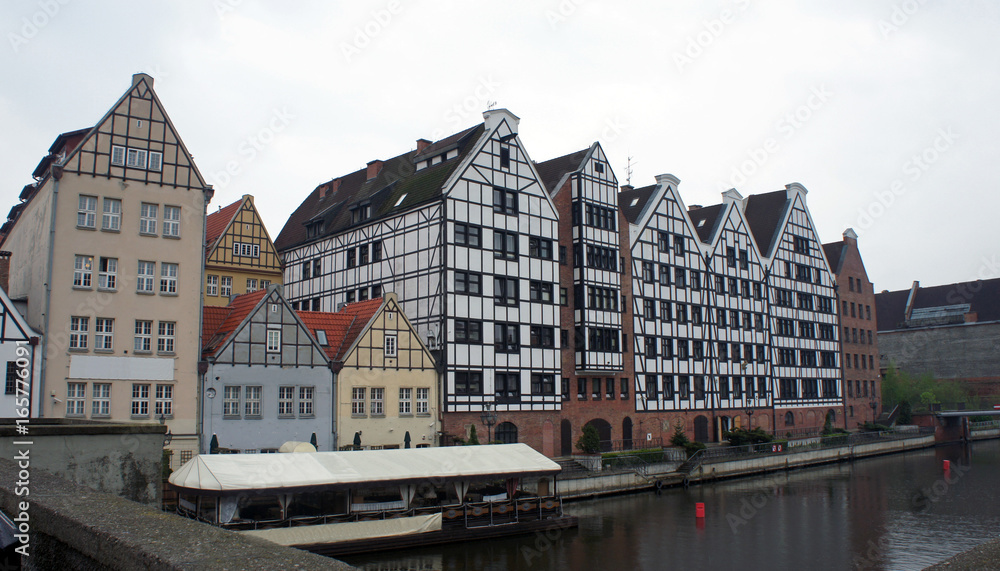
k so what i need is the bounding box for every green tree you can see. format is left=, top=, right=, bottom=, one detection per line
left=576, top=424, right=601, bottom=454
left=669, top=420, right=689, bottom=447
left=466, top=424, right=481, bottom=445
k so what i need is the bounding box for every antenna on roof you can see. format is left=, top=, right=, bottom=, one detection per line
left=486, top=100, right=497, bottom=111
left=625, top=155, right=635, bottom=186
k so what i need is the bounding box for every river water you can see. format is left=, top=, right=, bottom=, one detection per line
left=340, top=439, right=1000, bottom=571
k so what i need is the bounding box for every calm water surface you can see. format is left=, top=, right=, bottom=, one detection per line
left=341, top=439, right=1000, bottom=570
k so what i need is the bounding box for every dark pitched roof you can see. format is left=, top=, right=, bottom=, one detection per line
left=875, top=278, right=1000, bottom=331
left=274, top=124, right=485, bottom=252
left=535, top=147, right=590, bottom=195
left=31, top=128, right=90, bottom=179
left=822, top=241, right=846, bottom=275
left=688, top=204, right=725, bottom=244
left=743, top=190, right=790, bottom=257
left=618, top=184, right=657, bottom=224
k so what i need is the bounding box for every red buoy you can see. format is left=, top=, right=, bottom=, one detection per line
left=696, top=502, right=705, bottom=518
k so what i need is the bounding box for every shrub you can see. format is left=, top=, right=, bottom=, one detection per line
left=576, top=424, right=601, bottom=454
left=466, top=425, right=481, bottom=445
left=723, top=427, right=773, bottom=446
left=861, top=422, right=891, bottom=432
left=683, top=441, right=706, bottom=457
left=670, top=421, right=690, bottom=447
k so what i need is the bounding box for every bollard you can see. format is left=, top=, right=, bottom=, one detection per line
left=943, top=460, right=950, bottom=471
left=695, top=502, right=705, bottom=518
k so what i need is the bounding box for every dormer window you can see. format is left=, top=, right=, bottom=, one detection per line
left=306, top=221, right=323, bottom=239
left=351, top=203, right=371, bottom=224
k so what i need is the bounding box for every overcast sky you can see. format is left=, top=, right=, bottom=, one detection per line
left=2, top=1, right=998, bottom=292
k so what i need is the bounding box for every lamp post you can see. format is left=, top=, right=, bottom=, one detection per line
left=870, top=399, right=878, bottom=424
left=745, top=407, right=754, bottom=431
left=480, top=403, right=498, bottom=444
left=158, top=412, right=173, bottom=446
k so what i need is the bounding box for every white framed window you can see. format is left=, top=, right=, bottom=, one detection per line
left=278, top=386, right=294, bottom=416
left=92, top=383, right=111, bottom=417
left=94, top=318, right=114, bottom=351
left=160, top=263, right=178, bottom=294
left=155, top=384, right=173, bottom=417
left=384, top=334, right=397, bottom=358
left=98, top=257, right=118, bottom=290
left=111, top=146, right=126, bottom=166
left=223, top=386, right=241, bottom=417
left=137, top=261, right=155, bottom=293
left=371, top=387, right=384, bottom=416
left=69, top=316, right=89, bottom=350
left=134, top=320, right=152, bottom=353
left=206, top=275, right=218, bottom=296
left=416, top=387, right=429, bottom=414
left=220, top=276, right=232, bottom=297
left=266, top=329, right=281, bottom=352
left=77, top=195, right=97, bottom=228
left=102, top=198, right=121, bottom=231
left=299, top=386, right=314, bottom=416
left=126, top=148, right=147, bottom=168
left=247, top=278, right=258, bottom=292
left=158, top=321, right=175, bottom=353
left=399, top=388, right=412, bottom=415
left=244, top=385, right=262, bottom=417
left=163, top=205, right=180, bottom=237
left=352, top=387, right=366, bottom=415
left=131, top=383, right=150, bottom=417
left=140, top=203, right=158, bottom=235
left=233, top=242, right=261, bottom=258
left=67, top=383, right=86, bottom=416
left=73, top=255, right=93, bottom=288
left=148, top=151, right=163, bottom=172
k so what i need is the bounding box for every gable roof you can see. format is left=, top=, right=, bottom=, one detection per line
left=618, top=184, right=657, bottom=224
left=205, top=197, right=243, bottom=252
left=274, top=124, right=485, bottom=252
left=297, top=298, right=383, bottom=362
left=535, top=147, right=591, bottom=195
left=822, top=241, right=846, bottom=275
left=201, top=289, right=269, bottom=357
left=687, top=204, right=726, bottom=244
left=875, top=278, right=1000, bottom=331
left=743, top=190, right=791, bottom=257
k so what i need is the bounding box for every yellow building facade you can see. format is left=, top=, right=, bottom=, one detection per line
left=203, top=195, right=282, bottom=307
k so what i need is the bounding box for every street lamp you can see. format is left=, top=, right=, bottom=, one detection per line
left=480, top=403, right=498, bottom=444
left=158, top=413, right=173, bottom=446
left=870, top=399, right=878, bottom=423
left=745, top=407, right=754, bottom=431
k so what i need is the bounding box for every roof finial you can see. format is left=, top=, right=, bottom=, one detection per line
left=486, top=100, right=497, bottom=111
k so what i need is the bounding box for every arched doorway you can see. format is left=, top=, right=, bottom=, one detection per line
left=693, top=415, right=709, bottom=443
left=826, top=409, right=836, bottom=427
left=496, top=422, right=518, bottom=444
left=717, top=416, right=731, bottom=441
left=585, top=419, right=612, bottom=452
left=560, top=419, right=572, bottom=456
left=622, top=417, right=633, bottom=450
left=785, top=411, right=795, bottom=426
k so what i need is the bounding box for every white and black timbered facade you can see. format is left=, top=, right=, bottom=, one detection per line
left=748, top=185, right=841, bottom=424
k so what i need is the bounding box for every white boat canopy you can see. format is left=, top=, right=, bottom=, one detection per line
left=168, top=444, right=561, bottom=495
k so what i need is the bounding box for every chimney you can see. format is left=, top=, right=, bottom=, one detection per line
left=322, top=178, right=341, bottom=198
left=366, top=160, right=383, bottom=181
left=416, top=139, right=432, bottom=153
left=132, top=73, right=154, bottom=87
left=620, top=185, right=634, bottom=193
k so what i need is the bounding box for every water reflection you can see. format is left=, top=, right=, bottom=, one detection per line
left=341, top=440, right=1000, bottom=571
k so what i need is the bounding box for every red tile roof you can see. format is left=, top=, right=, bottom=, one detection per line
left=205, top=197, right=244, bottom=253
left=297, top=298, right=384, bottom=361
left=201, top=289, right=269, bottom=357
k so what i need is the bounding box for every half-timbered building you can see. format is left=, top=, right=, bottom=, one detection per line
left=203, top=194, right=283, bottom=306
left=0, top=286, right=42, bottom=418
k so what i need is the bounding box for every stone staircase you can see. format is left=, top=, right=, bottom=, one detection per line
left=554, top=458, right=591, bottom=476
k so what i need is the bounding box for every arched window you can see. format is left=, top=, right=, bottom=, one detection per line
left=784, top=411, right=795, bottom=426
left=826, top=409, right=836, bottom=425
left=496, top=422, right=518, bottom=444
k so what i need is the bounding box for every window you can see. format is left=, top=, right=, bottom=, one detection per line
left=691, top=306, right=703, bottom=326
left=111, top=145, right=126, bottom=166
left=220, top=276, right=232, bottom=297
left=4, top=363, right=17, bottom=395
left=455, top=371, right=483, bottom=395
left=780, top=379, right=797, bottom=400
left=643, top=299, right=656, bottom=320
left=352, top=387, right=366, bottom=415
left=416, top=387, right=429, bottom=414
left=720, top=377, right=730, bottom=399
left=818, top=296, right=833, bottom=313
left=793, top=235, right=810, bottom=254
left=823, top=379, right=837, bottom=398
left=785, top=411, right=795, bottom=426
left=560, top=287, right=568, bottom=306
left=140, top=203, right=158, bottom=235
left=73, top=255, right=93, bottom=288
left=370, top=388, right=384, bottom=415
left=658, top=231, right=670, bottom=252
left=455, top=319, right=483, bottom=344
left=642, top=262, right=654, bottom=283
left=674, top=267, right=686, bottom=288
left=774, top=288, right=792, bottom=307
left=351, top=204, right=371, bottom=224
left=133, top=320, right=152, bottom=352
left=399, top=388, right=412, bottom=414
left=384, top=334, right=397, bottom=357
left=529, top=281, right=553, bottom=303
left=588, top=328, right=619, bottom=352
left=620, top=378, right=629, bottom=400
left=77, top=195, right=97, bottom=228
left=718, top=342, right=728, bottom=360
left=148, top=151, right=162, bottom=171
left=70, top=317, right=89, bottom=349
left=160, top=263, right=178, bottom=294
left=690, top=272, right=701, bottom=291
left=726, top=247, right=736, bottom=267
left=494, top=277, right=518, bottom=306
left=67, top=383, right=86, bottom=416
left=528, top=236, right=553, bottom=259
left=267, top=329, right=281, bottom=352
left=371, top=241, right=383, bottom=263
left=645, top=375, right=659, bottom=399
left=455, top=271, right=482, bottom=295
left=156, top=384, right=174, bottom=417
left=206, top=275, right=219, bottom=296
left=662, top=338, right=674, bottom=359
left=819, top=324, right=834, bottom=340
left=494, top=230, right=518, bottom=260
left=92, top=383, right=111, bottom=417
left=493, top=186, right=517, bottom=214
left=500, top=145, right=511, bottom=169
left=456, top=223, right=482, bottom=248
left=244, top=386, right=261, bottom=417
left=802, top=379, right=819, bottom=399
left=659, top=264, right=670, bottom=286
left=496, top=372, right=520, bottom=402
left=94, top=318, right=114, bottom=351
left=158, top=321, right=175, bottom=353
left=495, top=323, right=520, bottom=353
left=132, top=383, right=150, bottom=417
left=97, top=257, right=117, bottom=290
left=799, top=321, right=815, bottom=338
left=279, top=386, right=295, bottom=416
left=644, top=336, right=658, bottom=357
left=102, top=198, right=121, bottom=231
left=127, top=148, right=148, bottom=168
left=299, top=386, right=315, bottom=416
left=223, top=386, right=241, bottom=416
left=530, top=326, right=555, bottom=348
left=661, top=301, right=672, bottom=321
left=866, top=305, right=872, bottom=320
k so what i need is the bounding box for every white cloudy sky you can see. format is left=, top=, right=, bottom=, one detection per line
left=2, top=1, right=998, bottom=292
